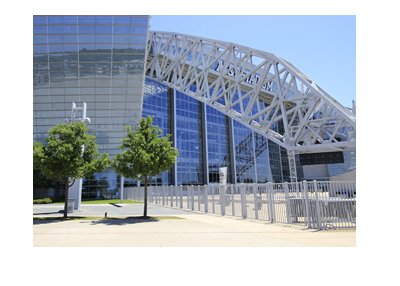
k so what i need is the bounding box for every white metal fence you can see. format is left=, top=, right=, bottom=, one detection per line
left=124, top=181, right=356, bottom=230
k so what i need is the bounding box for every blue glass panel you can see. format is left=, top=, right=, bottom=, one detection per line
left=130, top=25, right=147, bottom=34
left=95, top=25, right=112, bottom=34
left=33, top=35, right=47, bottom=44
left=79, top=25, right=96, bottom=34
left=33, top=45, right=47, bottom=54
left=33, top=16, right=47, bottom=25
left=62, top=16, right=77, bottom=24
left=95, top=16, right=113, bottom=24
left=48, top=35, right=63, bottom=44
left=130, top=16, right=148, bottom=24
left=95, top=35, right=112, bottom=43
left=63, top=35, right=77, bottom=43
left=130, top=35, right=147, bottom=45
left=114, top=25, right=131, bottom=34
left=63, top=25, right=77, bottom=34
left=48, top=16, right=62, bottom=24
left=48, top=25, right=63, bottom=34
left=113, top=16, right=131, bottom=24
left=113, top=36, right=130, bottom=44
left=78, top=16, right=95, bottom=24
left=79, top=35, right=95, bottom=43
left=33, top=25, right=47, bottom=34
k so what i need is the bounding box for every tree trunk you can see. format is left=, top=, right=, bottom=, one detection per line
left=63, top=179, right=69, bottom=218
left=143, top=177, right=148, bottom=218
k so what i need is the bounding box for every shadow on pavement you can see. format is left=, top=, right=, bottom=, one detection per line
left=33, top=210, right=63, bottom=216
left=89, top=216, right=160, bottom=226
left=33, top=216, right=164, bottom=226
left=109, top=203, right=122, bottom=208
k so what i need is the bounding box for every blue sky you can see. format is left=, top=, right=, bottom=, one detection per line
left=149, top=15, right=355, bottom=107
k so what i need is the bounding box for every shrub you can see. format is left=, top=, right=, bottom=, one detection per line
left=33, top=198, right=53, bottom=204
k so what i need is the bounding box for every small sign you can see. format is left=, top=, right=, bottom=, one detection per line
left=219, top=167, right=227, bottom=185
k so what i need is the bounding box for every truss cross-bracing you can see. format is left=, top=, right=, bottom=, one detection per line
left=145, top=31, right=356, bottom=180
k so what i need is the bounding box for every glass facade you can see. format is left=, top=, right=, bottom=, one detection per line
left=142, top=78, right=172, bottom=185
left=33, top=16, right=303, bottom=199
left=33, top=15, right=149, bottom=197
left=175, top=91, right=204, bottom=185
left=33, top=15, right=149, bottom=157
left=206, top=106, right=231, bottom=183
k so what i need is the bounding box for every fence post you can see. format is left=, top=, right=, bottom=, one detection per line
left=313, top=180, right=323, bottom=230
left=302, top=181, right=312, bottom=228
left=220, top=184, right=226, bottom=216
left=284, top=182, right=292, bottom=224
left=231, top=185, right=235, bottom=217
left=240, top=184, right=247, bottom=218
left=162, top=185, right=165, bottom=205
left=186, top=186, right=190, bottom=209
left=175, top=185, right=178, bottom=207
left=170, top=185, right=174, bottom=207
left=252, top=184, right=259, bottom=220
left=267, top=182, right=275, bottom=223
left=212, top=185, right=215, bottom=214
left=197, top=185, right=201, bottom=211
left=179, top=185, right=183, bottom=209
left=191, top=185, right=195, bottom=211
left=204, top=185, right=208, bottom=213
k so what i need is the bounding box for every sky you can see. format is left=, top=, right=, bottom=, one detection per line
left=149, top=15, right=355, bottom=108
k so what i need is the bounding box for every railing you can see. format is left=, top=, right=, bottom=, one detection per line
left=124, top=181, right=356, bottom=230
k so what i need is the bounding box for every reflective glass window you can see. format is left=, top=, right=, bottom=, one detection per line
left=95, top=16, right=113, bottom=24
left=79, top=25, right=96, bottom=34
left=78, top=16, right=95, bottom=24
left=33, top=45, right=48, bottom=54
left=33, top=25, right=47, bottom=34
left=114, top=25, right=131, bottom=34
left=113, top=16, right=131, bottom=24
left=33, top=35, right=47, bottom=44
left=114, top=36, right=130, bottom=44
left=33, top=16, right=46, bottom=25
left=62, top=16, right=77, bottom=24
left=130, top=25, right=147, bottom=34
left=79, top=35, right=95, bottom=43
left=47, top=16, right=62, bottom=24
left=63, top=35, right=78, bottom=43
left=63, top=25, right=77, bottom=34
left=95, top=25, right=113, bottom=34
left=48, top=25, right=63, bottom=34
left=130, top=17, right=148, bottom=24
left=48, top=35, right=63, bottom=44
left=95, top=35, right=112, bottom=43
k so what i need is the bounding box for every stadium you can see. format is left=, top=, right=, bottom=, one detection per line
left=33, top=15, right=356, bottom=201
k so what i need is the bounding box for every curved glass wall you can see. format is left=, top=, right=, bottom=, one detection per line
left=33, top=15, right=149, bottom=198
left=175, top=91, right=204, bottom=185
left=33, top=15, right=149, bottom=157
left=206, top=105, right=231, bottom=183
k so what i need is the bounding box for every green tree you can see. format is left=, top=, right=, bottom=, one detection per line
left=113, top=116, right=178, bottom=217
left=33, top=122, right=109, bottom=218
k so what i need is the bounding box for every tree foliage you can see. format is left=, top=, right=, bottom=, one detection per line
left=33, top=122, right=109, bottom=217
left=113, top=116, right=178, bottom=217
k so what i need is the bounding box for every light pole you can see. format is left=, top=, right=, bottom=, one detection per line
left=66, top=102, right=91, bottom=210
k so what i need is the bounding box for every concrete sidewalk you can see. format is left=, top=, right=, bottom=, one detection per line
left=33, top=210, right=355, bottom=247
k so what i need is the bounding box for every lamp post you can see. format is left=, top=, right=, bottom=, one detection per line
left=66, top=102, right=91, bottom=210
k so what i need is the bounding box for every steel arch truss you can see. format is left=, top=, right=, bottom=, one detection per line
left=145, top=31, right=356, bottom=153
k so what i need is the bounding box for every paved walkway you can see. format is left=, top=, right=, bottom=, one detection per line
left=33, top=203, right=355, bottom=247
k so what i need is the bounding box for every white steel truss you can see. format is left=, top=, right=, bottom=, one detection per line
left=145, top=31, right=356, bottom=154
